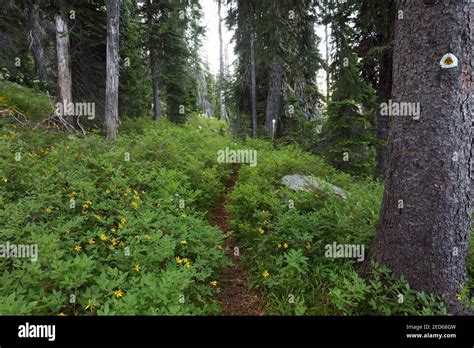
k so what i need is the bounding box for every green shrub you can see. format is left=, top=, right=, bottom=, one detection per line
left=0, top=116, right=231, bottom=315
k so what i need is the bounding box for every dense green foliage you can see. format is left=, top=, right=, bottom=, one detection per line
left=226, top=141, right=474, bottom=314
left=0, top=115, right=232, bottom=315
left=0, top=80, right=53, bottom=121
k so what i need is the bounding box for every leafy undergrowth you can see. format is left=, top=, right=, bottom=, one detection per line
left=0, top=116, right=232, bottom=315
left=227, top=139, right=474, bottom=315
left=0, top=80, right=54, bottom=121
left=0, top=111, right=473, bottom=316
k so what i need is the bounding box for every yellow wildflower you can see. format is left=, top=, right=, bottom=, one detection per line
left=210, top=280, right=218, bottom=287
left=258, top=228, right=265, bottom=235
left=283, top=243, right=289, bottom=249
left=94, top=214, right=101, bottom=220
left=176, top=257, right=183, bottom=264
left=111, top=227, right=117, bottom=233
left=74, top=245, right=82, bottom=252
left=88, top=238, right=95, bottom=245
left=131, top=201, right=139, bottom=209
left=134, top=264, right=141, bottom=272
left=180, top=240, right=187, bottom=245
left=100, top=234, right=107, bottom=241
left=180, top=213, right=187, bottom=218
left=262, top=270, right=270, bottom=278
left=456, top=294, right=462, bottom=301
left=185, top=261, right=191, bottom=268
left=45, top=207, right=52, bottom=214
left=105, top=188, right=111, bottom=194
left=58, top=312, right=65, bottom=316
left=114, top=289, right=124, bottom=298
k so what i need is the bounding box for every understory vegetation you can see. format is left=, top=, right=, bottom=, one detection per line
left=1, top=103, right=473, bottom=315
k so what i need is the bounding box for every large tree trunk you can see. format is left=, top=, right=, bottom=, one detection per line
left=104, top=0, right=120, bottom=140
left=250, top=28, right=257, bottom=139
left=55, top=2, right=73, bottom=126
left=362, top=0, right=473, bottom=314
left=27, top=1, right=47, bottom=80
left=265, top=57, right=283, bottom=136
left=147, top=0, right=161, bottom=121
left=375, top=51, right=392, bottom=176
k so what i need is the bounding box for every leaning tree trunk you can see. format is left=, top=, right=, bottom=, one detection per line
left=147, top=0, right=161, bottom=121
left=55, top=5, right=73, bottom=126
left=250, top=28, right=257, bottom=139
left=265, top=57, right=283, bottom=137
left=362, top=0, right=473, bottom=314
left=104, top=0, right=120, bottom=140
left=27, top=1, right=47, bottom=80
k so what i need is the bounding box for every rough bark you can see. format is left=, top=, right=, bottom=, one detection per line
left=55, top=3, right=73, bottom=126
left=250, top=28, right=257, bottom=139
left=196, top=65, right=213, bottom=117
left=27, top=1, right=47, bottom=80
left=362, top=0, right=473, bottom=314
left=376, top=51, right=393, bottom=176
left=147, top=0, right=161, bottom=121
left=265, top=57, right=283, bottom=136
left=104, top=0, right=120, bottom=140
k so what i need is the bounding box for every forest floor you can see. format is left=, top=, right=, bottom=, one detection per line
left=210, top=168, right=266, bottom=316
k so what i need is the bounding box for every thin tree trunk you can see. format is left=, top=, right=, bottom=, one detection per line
left=55, top=1, right=73, bottom=126
left=250, top=28, right=257, bottom=139
left=265, top=57, right=283, bottom=136
left=105, top=0, right=120, bottom=140
left=362, top=0, right=473, bottom=314
left=218, top=0, right=226, bottom=121
left=196, top=65, right=213, bottom=117
left=147, top=0, right=161, bottom=120
left=27, top=1, right=47, bottom=80
left=325, top=19, right=330, bottom=103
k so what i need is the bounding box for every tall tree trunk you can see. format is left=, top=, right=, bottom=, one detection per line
left=265, top=57, right=283, bottom=136
left=218, top=0, right=226, bottom=121
left=196, top=65, right=213, bottom=117
left=27, top=0, right=47, bottom=80
left=147, top=0, right=161, bottom=121
left=325, top=19, right=330, bottom=103
left=105, top=0, right=120, bottom=140
left=250, top=28, right=257, bottom=139
left=362, top=0, right=473, bottom=314
left=375, top=51, right=392, bottom=176
left=55, top=1, right=73, bottom=126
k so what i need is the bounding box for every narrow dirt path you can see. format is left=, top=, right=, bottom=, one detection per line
left=210, top=168, right=265, bottom=316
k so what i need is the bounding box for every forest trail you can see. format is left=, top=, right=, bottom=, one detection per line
left=210, top=168, right=266, bottom=316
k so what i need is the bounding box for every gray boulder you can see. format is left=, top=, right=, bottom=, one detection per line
left=280, top=174, right=349, bottom=200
